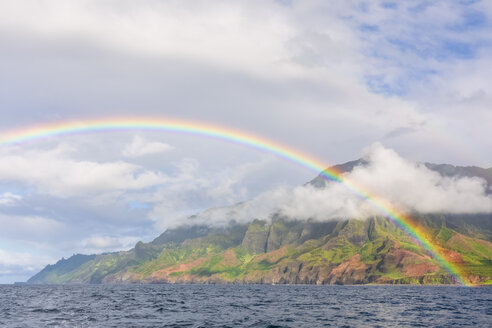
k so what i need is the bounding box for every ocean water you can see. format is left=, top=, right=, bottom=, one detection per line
left=0, top=284, right=490, bottom=327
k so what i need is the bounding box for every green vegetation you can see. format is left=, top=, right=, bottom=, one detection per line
left=28, top=215, right=492, bottom=285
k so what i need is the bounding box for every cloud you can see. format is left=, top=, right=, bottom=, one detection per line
left=122, top=135, right=173, bottom=158
left=0, top=192, right=21, bottom=205
left=150, top=156, right=275, bottom=231
left=0, top=144, right=168, bottom=197
left=0, top=0, right=298, bottom=79
left=0, top=0, right=442, bottom=167
left=383, top=126, right=419, bottom=140
left=283, top=144, right=492, bottom=219
left=0, top=140, right=284, bottom=279
left=178, top=144, right=492, bottom=228
left=0, top=248, right=52, bottom=267
left=0, top=248, right=55, bottom=283
left=344, top=1, right=490, bottom=95
left=0, top=214, right=65, bottom=240
left=351, top=143, right=492, bottom=213
left=0, top=1, right=489, bottom=170
left=78, top=235, right=139, bottom=254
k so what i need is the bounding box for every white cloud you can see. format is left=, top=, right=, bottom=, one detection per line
left=122, top=135, right=173, bottom=158
left=78, top=235, right=139, bottom=254
left=0, top=192, right=22, bottom=205
left=0, top=214, right=65, bottom=240
left=0, top=248, right=56, bottom=283
left=349, top=143, right=492, bottom=214
left=0, top=0, right=300, bottom=78
left=0, top=0, right=469, bottom=166
left=330, top=1, right=492, bottom=165
left=0, top=144, right=168, bottom=197
left=149, top=156, right=276, bottom=230
left=343, top=1, right=488, bottom=90
left=177, top=144, right=492, bottom=228
left=283, top=144, right=492, bottom=219
left=0, top=248, right=53, bottom=267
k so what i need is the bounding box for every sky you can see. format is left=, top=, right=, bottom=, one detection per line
left=0, top=0, right=491, bottom=283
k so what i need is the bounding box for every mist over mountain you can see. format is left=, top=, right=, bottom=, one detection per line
left=170, top=144, right=492, bottom=229
left=29, top=145, right=492, bottom=285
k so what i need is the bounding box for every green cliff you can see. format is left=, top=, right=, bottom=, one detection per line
left=28, top=215, right=492, bottom=285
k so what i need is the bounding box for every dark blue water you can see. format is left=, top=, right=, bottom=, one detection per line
left=0, top=284, right=490, bottom=327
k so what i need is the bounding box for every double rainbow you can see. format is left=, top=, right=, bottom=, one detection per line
left=0, top=117, right=470, bottom=285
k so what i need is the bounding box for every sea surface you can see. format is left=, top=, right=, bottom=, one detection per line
left=0, top=284, right=490, bottom=327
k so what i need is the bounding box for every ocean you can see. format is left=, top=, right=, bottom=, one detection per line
left=0, top=284, right=490, bottom=327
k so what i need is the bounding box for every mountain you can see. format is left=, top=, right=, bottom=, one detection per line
left=29, top=254, right=96, bottom=283
left=310, top=159, right=492, bottom=189
left=28, top=162, right=492, bottom=285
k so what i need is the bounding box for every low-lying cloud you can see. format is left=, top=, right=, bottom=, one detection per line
left=78, top=235, right=139, bottom=254
left=0, top=248, right=55, bottom=283
left=179, top=143, right=492, bottom=228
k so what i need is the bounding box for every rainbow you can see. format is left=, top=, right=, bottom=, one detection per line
left=0, top=117, right=470, bottom=286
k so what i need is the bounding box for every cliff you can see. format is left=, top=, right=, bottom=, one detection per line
left=28, top=215, right=492, bottom=285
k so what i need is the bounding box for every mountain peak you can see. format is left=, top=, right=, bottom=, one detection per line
left=309, top=159, right=492, bottom=189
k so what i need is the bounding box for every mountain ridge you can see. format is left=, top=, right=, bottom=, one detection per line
left=310, top=159, right=492, bottom=189
left=28, top=161, right=492, bottom=285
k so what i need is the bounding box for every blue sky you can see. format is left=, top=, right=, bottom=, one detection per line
left=0, top=0, right=491, bottom=283
left=353, top=1, right=491, bottom=95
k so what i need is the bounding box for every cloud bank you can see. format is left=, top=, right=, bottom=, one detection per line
left=181, top=144, right=492, bottom=228
left=0, top=144, right=168, bottom=197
